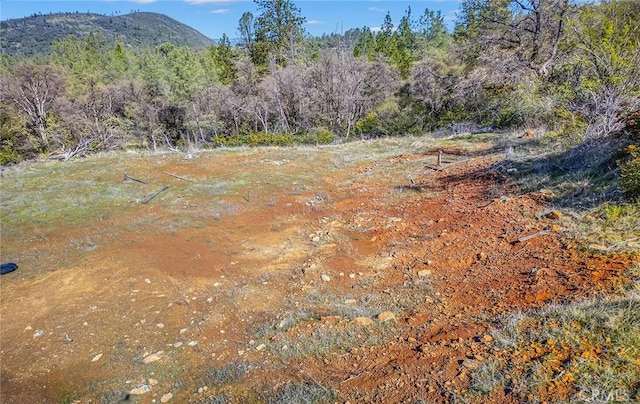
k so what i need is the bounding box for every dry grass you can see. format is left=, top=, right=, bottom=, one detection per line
left=470, top=289, right=640, bottom=402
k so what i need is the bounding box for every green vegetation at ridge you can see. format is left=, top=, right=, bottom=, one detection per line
left=0, top=12, right=214, bottom=57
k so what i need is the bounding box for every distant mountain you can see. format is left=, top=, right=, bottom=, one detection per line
left=0, top=12, right=215, bottom=56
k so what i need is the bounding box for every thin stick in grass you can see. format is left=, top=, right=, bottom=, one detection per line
left=141, top=185, right=170, bottom=204
left=161, top=171, right=195, bottom=183
left=124, top=172, right=147, bottom=184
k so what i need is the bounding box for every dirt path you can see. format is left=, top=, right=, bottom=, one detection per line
left=0, top=138, right=634, bottom=403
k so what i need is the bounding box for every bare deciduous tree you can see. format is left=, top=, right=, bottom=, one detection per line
left=3, top=63, right=64, bottom=147
left=309, top=51, right=398, bottom=139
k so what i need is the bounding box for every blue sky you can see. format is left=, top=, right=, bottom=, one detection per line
left=0, top=1, right=464, bottom=40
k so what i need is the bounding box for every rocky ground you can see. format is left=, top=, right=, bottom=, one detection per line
left=0, top=135, right=635, bottom=403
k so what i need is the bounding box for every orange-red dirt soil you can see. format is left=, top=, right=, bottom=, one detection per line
left=1, top=142, right=635, bottom=403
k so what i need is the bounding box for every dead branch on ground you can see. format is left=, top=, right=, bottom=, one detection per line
left=161, top=171, right=195, bottom=183
left=124, top=172, right=147, bottom=184
left=141, top=185, right=170, bottom=204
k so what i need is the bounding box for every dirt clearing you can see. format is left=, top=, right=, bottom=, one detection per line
left=1, top=135, right=636, bottom=403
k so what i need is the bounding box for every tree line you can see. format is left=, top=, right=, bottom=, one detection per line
left=0, top=0, right=638, bottom=164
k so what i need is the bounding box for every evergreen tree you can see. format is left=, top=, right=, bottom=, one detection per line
left=213, top=34, right=238, bottom=85
left=253, top=0, right=306, bottom=67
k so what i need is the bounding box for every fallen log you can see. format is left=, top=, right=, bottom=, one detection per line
left=124, top=172, right=147, bottom=184
left=141, top=185, right=170, bottom=204
left=161, top=171, right=194, bottom=183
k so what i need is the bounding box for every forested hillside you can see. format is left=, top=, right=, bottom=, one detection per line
left=0, top=12, right=214, bottom=56
left=0, top=0, right=638, bottom=195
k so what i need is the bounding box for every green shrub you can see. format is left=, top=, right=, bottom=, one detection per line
left=214, top=132, right=296, bottom=147
left=354, top=112, right=380, bottom=137
left=619, top=144, right=640, bottom=197
left=0, top=147, right=21, bottom=165
left=551, top=108, right=588, bottom=145
left=299, top=127, right=335, bottom=145
left=491, top=107, right=525, bottom=129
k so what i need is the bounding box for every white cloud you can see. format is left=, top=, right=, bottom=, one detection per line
left=370, top=26, right=381, bottom=33
left=368, top=7, right=386, bottom=12
left=306, top=19, right=325, bottom=25
left=128, top=0, right=157, bottom=4
left=209, top=8, right=231, bottom=14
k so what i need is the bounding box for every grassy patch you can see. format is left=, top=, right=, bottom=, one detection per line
left=198, top=361, right=248, bottom=387
left=250, top=302, right=396, bottom=361
left=487, top=134, right=639, bottom=252
left=506, top=137, right=627, bottom=208
left=260, top=382, right=338, bottom=404
left=575, top=203, right=640, bottom=251
left=470, top=293, right=640, bottom=402
left=270, top=320, right=394, bottom=360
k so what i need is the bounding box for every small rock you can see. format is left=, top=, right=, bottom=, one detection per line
left=187, top=341, right=198, bottom=347
left=91, top=353, right=103, bottom=362
left=25, top=325, right=33, bottom=331
left=172, top=342, right=183, bottom=348
left=482, top=334, right=493, bottom=343
left=149, top=378, right=158, bottom=386
left=156, top=323, right=165, bottom=329
left=145, top=279, right=151, bottom=284
left=546, top=210, right=562, bottom=220
left=461, top=359, right=480, bottom=369
left=417, top=269, right=431, bottom=278
left=352, top=317, right=374, bottom=326
left=129, top=385, right=151, bottom=395
left=179, top=328, right=188, bottom=335
left=320, top=274, right=331, bottom=282
left=344, top=299, right=357, bottom=304
left=477, top=252, right=487, bottom=260
left=348, top=273, right=356, bottom=279
left=377, top=311, right=396, bottom=323
left=255, top=344, right=266, bottom=351
left=33, top=330, right=44, bottom=338
left=160, top=393, right=173, bottom=403
left=407, top=337, right=417, bottom=343
left=142, top=351, right=164, bottom=364
left=588, top=244, right=610, bottom=252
